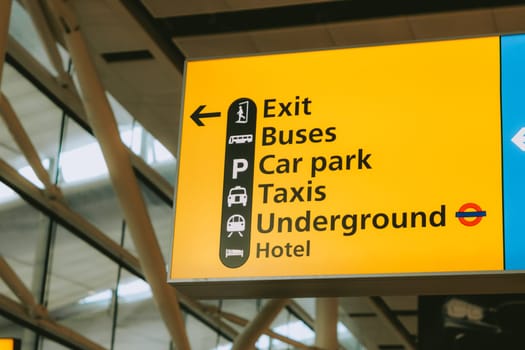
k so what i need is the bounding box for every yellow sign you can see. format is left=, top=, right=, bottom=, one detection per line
left=170, top=36, right=503, bottom=283
left=0, top=339, right=15, bottom=350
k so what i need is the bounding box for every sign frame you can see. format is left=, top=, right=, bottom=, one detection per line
left=172, top=271, right=525, bottom=299
left=169, top=35, right=525, bottom=298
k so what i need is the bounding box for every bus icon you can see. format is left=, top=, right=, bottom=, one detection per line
left=229, top=134, right=253, bottom=144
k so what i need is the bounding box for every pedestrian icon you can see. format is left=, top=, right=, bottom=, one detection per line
left=235, top=101, right=249, bottom=124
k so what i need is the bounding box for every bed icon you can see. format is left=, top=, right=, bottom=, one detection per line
left=225, top=249, right=244, bottom=258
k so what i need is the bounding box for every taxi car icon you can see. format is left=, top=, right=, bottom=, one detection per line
left=227, top=186, right=247, bottom=207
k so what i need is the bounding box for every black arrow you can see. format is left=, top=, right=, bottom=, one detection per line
left=190, top=105, right=221, bottom=126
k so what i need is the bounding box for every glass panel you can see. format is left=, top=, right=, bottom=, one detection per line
left=45, top=225, right=117, bottom=347
left=0, top=111, right=19, bottom=182
left=113, top=271, right=170, bottom=349
left=41, top=338, right=70, bottom=350
left=107, top=92, right=176, bottom=185
left=294, top=298, right=315, bottom=319
left=0, top=200, right=49, bottom=300
left=209, top=337, right=232, bottom=350
left=0, top=64, right=62, bottom=187
left=0, top=315, right=24, bottom=344
left=59, top=120, right=108, bottom=184
left=8, top=1, right=60, bottom=75
left=338, top=322, right=363, bottom=350
left=0, top=183, right=17, bottom=211
left=0, top=200, right=55, bottom=350
left=141, top=126, right=176, bottom=185
left=269, top=309, right=315, bottom=349
left=107, top=92, right=134, bottom=127
left=59, top=120, right=124, bottom=245
left=187, top=314, right=225, bottom=349
left=221, top=299, right=259, bottom=324
left=137, top=180, right=173, bottom=261
left=0, top=63, right=26, bottom=173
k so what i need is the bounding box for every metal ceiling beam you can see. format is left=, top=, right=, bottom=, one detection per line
left=202, top=303, right=313, bottom=349
left=5, top=35, right=86, bottom=120
left=315, top=298, right=338, bottom=350
left=338, top=298, right=378, bottom=350
left=0, top=157, right=143, bottom=278
left=0, top=92, right=62, bottom=199
left=287, top=300, right=315, bottom=330
left=0, top=294, right=106, bottom=350
left=129, top=152, right=174, bottom=205
left=20, top=0, right=71, bottom=87
left=164, top=0, right=525, bottom=37
left=46, top=1, right=189, bottom=348
left=369, top=296, right=417, bottom=350
left=5, top=36, right=175, bottom=206
left=287, top=299, right=352, bottom=349
left=231, top=299, right=289, bottom=350
left=176, top=293, right=239, bottom=341
left=0, top=256, right=47, bottom=319
left=0, top=43, right=229, bottom=338
left=0, top=0, right=12, bottom=85
left=0, top=154, right=237, bottom=341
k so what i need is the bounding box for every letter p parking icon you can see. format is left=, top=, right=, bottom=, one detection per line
left=232, top=159, right=248, bottom=179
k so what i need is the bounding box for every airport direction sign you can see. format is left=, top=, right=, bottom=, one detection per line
left=169, top=35, right=525, bottom=297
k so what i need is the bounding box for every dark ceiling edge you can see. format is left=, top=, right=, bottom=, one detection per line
left=378, top=346, right=405, bottom=350
left=101, top=49, right=154, bottom=63
left=163, top=0, right=525, bottom=37
left=349, top=309, right=418, bottom=318
left=118, top=0, right=185, bottom=74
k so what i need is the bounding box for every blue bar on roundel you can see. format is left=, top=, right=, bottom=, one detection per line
left=501, top=34, right=525, bottom=270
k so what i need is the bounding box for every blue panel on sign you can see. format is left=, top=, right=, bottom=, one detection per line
left=501, top=34, right=525, bottom=270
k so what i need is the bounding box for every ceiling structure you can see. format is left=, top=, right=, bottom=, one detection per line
left=61, top=0, right=525, bottom=156
left=1, top=0, right=525, bottom=349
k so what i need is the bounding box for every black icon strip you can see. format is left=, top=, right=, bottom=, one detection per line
left=219, top=98, right=257, bottom=268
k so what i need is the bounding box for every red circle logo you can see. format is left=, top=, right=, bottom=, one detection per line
left=455, top=203, right=486, bottom=226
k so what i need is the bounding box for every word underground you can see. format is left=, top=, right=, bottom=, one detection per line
left=257, top=205, right=446, bottom=237
left=254, top=205, right=446, bottom=259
